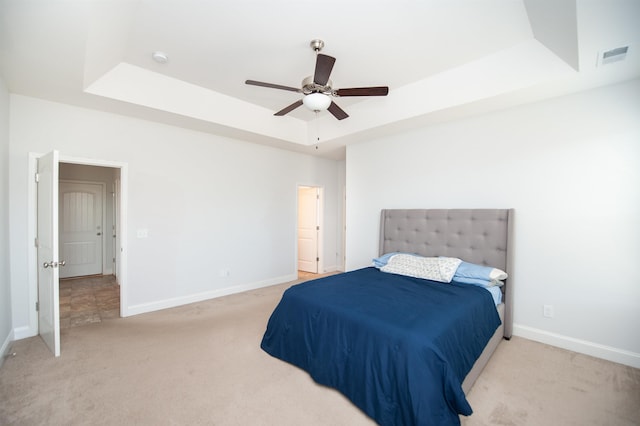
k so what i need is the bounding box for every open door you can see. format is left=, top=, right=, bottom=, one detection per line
left=298, top=186, right=319, bottom=273
left=37, top=150, right=61, bottom=356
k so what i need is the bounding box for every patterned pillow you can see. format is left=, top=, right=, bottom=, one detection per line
left=380, top=254, right=462, bottom=283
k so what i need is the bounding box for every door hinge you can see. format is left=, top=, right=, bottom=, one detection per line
left=316, top=257, right=319, bottom=262
left=316, top=226, right=320, bottom=230
left=34, top=173, right=40, bottom=183
left=35, top=301, right=39, bottom=312
left=34, top=237, right=39, bottom=248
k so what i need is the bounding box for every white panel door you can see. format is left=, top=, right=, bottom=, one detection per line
left=37, top=150, right=60, bottom=357
left=298, top=187, right=319, bottom=273
left=59, top=182, right=103, bottom=278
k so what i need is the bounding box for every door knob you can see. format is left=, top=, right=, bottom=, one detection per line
left=43, top=261, right=57, bottom=268
left=60, top=260, right=66, bottom=267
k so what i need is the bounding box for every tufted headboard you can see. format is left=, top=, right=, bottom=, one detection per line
left=379, top=209, right=514, bottom=338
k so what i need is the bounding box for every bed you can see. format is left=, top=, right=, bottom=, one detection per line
left=261, top=209, right=514, bottom=425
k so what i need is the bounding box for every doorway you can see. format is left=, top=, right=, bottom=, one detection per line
left=30, top=152, right=128, bottom=356
left=58, top=164, right=121, bottom=327
left=297, top=185, right=323, bottom=276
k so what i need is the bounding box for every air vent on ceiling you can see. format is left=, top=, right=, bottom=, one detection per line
left=598, top=45, right=629, bottom=66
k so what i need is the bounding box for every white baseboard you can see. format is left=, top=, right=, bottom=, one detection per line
left=322, top=264, right=337, bottom=273
left=13, top=325, right=36, bottom=340
left=124, top=273, right=297, bottom=317
left=0, top=328, right=15, bottom=368
left=513, top=324, right=640, bottom=369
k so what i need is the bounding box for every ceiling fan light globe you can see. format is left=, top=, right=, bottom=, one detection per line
left=303, top=93, right=331, bottom=112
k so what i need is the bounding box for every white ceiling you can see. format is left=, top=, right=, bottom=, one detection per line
left=1, top=0, right=639, bottom=159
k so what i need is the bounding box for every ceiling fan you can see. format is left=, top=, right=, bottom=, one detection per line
left=245, top=39, right=389, bottom=120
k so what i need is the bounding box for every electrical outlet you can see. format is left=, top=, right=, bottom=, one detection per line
left=543, top=304, right=554, bottom=318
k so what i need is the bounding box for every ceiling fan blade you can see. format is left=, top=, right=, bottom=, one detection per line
left=245, top=80, right=302, bottom=93
left=328, top=101, right=349, bottom=120
left=274, top=99, right=304, bottom=116
left=335, top=86, right=389, bottom=97
left=313, top=54, right=336, bottom=86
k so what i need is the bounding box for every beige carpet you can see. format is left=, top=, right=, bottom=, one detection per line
left=1, top=279, right=639, bottom=425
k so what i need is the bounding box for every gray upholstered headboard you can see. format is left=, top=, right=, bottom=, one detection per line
left=379, top=209, right=514, bottom=338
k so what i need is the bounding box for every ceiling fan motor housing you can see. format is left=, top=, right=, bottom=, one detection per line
left=301, top=76, right=333, bottom=95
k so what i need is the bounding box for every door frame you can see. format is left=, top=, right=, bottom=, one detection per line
left=27, top=153, right=129, bottom=338
left=296, top=184, right=324, bottom=275
left=59, top=180, right=107, bottom=278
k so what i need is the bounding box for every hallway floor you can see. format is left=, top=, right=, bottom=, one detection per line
left=297, top=270, right=319, bottom=281
left=59, top=275, right=120, bottom=329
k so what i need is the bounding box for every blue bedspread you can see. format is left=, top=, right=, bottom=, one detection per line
left=261, top=267, right=501, bottom=425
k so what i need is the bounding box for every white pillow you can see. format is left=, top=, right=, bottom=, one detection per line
left=380, top=254, right=461, bottom=283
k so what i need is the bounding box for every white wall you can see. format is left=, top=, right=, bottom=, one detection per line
left=0, top=77, right=13, bottom=363
left=345, top=79, right=640, bottom=367
left=9, top=95, right=345, bottom=336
